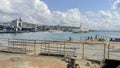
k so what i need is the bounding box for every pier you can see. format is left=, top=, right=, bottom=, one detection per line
left=0, top=38, right=119, bottom=62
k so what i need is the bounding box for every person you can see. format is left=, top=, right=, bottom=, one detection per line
left=95, top=35, right=98, bottom=39
left=75, top=64, right=80, bottom=68
left=69, top=37, right=71, bottom=41
left=67, top=62, right=71, bottom=68
left=87, top=36, right=90, bottom=40
left=90, top=36, right=93, bottom=40
left=110, top=38, right=113, bottom=41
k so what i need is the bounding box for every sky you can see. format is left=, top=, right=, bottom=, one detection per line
left=43, top=0, right=114, bottom=12
left=0, top=0, right=120, bottom=30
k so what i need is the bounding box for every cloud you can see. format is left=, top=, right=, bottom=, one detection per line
left=0, top=0, right=82, bottom=26
left=0, top=0, right=17, bottom=14
left=0, top=0, right=120, bottom=30
left=85, top=10, right=120, bottom=30
left=52, top=8, right=81, bottom=26
left=112, top=0, right=120, bottom=9
left=99, top=10, right=112, bottom=18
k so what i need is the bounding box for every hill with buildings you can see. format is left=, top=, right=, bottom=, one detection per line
left=0, top=18, right=90, bottom=33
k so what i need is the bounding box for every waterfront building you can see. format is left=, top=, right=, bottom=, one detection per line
left=0, top=18, right=38, bottom=32
left=22, top=22, right=37, bottom=32
left=11, top=18, right=22, bottom=31
left=0, top=22, right=11, bottom=26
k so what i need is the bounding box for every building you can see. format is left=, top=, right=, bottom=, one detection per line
left=11, top=18, right=22, bottom=31
left=0, top=18, right=38, bottom=32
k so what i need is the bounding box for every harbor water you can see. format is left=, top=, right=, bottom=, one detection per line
left=0, top=31, right=120, bottom=41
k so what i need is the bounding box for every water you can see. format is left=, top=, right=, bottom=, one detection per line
left=0, top=31, right=120, bottom=41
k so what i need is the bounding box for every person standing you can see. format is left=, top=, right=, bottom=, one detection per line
left=69, top=37, right=72, bottom=41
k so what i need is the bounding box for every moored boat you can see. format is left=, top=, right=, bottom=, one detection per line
left=48, top=30, right=63, bottom=33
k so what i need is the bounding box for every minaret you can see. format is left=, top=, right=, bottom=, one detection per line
left=80, top=22, right=82, bottom=31
left=16, top=17, right=22, bottom=32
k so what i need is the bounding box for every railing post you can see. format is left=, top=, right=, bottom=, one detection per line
left=48, top=41, right=50, bottom=55
left=23, top=39, right=26, bottom=54
left=44, top=42, right=46, bottom=52
left=108, top=43, right=110, bottom=59
left=60, top=44, right=61, bottom=55
left=40, top=43, right=42, bottom=54
left=103, top=44, right=106, bottom=59
left=64, top=42, right=66, bottom=55
left=25, top=43, right=27, bottom=54
left=82, top=43, right=85, bottom=59
left=34, top=40, right=36, bottom=56
left=57, top=43, right=58, bottom=53
left=13, top=40, right=14, bottom=52
left=21, top=39, right=23, bottom=53
left=8, top=39, right=10, bottom=51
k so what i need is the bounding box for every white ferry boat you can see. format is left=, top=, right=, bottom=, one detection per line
left=48, top=30, right=63, bottom=33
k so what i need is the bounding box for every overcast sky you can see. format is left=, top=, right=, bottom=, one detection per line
left=0, top=0, right=120, bottom=30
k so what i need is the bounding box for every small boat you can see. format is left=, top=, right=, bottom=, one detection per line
left=48, top=30, right=63, bottom=33
left=110, top=38, right=120, bottom=42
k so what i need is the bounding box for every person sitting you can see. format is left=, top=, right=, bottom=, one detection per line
left=67, top=62, right=71, bottom=68
left=75, top=64, right=80, bottom=68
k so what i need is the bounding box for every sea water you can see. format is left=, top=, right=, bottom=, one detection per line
left=0, top=31, right=120, bottom=41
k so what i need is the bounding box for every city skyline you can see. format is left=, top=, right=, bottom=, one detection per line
left=0, top=0, right=120, bottom=30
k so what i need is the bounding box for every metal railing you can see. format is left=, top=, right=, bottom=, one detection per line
left=0, top=38, right=119, bottom=61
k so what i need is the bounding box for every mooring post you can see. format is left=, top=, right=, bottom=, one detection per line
left=34, top=40, right=36, bottom=56
left=82, top=43, right=85, bottom=59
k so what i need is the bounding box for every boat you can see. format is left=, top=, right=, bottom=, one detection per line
left=72, top=23, right=89, bottom=33
left=110, top=38, right=120, bottom=42
left=48, top=30, right=63, bottom=33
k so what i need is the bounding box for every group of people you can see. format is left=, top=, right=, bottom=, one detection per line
left=87, top=36, right=93, bottom=40
left=67, top=63, right=80, bottom=68
left=87, top=35, right=99, bottom=40
left=68, top=35, right=100, bottom=41
left=66, top=57, right=80, bottom=68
